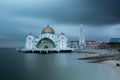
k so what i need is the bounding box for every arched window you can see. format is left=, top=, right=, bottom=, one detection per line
left=28, top=37, right=31, bottom=40
left=48, top=36, right=50, bottom=38
left=52, top=36, right=54, bottom=38
left=41, top=36, right=43, bottom=38
left=61, top=37, right=64, bottom=39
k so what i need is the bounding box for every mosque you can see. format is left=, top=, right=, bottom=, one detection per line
left=20, top=25, right=73, bottom=53
left=17, top=24, right=86, bottom=53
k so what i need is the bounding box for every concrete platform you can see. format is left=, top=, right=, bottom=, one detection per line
left=16, top=48, right=73, bottom=54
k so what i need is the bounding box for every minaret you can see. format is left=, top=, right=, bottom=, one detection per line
left=59, top=32, right=68, bottom=49
left=79, top=24, right=85, bottom=49
left=25, top=33, right=34, bottom=49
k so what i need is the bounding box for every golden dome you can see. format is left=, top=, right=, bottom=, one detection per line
left=41, top=25, right=55, bottom=34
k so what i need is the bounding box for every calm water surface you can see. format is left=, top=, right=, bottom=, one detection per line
left=0, top=48, right=120, bottom=80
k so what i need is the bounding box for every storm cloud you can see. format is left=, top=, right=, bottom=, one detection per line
left=0, top=0, right=120, bottom=47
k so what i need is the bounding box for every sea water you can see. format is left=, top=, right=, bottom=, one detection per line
left=0, top=48, right=120, bottom=80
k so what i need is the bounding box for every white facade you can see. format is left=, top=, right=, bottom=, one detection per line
left=24, top=25, right=69, bottom=49
left=59, top=33, right=68, bottom=48
left=25, top=34, right=34, bottom=49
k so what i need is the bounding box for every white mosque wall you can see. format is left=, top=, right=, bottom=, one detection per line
left=39, top=33, right=57, bottom=43
left=25, top=34, right=69, bottom=49
left=25, top=35, right=35, bottom=49
left=59, top=35, right=68, bottom=49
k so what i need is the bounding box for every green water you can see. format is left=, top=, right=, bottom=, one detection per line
left=0, top=48, right=120, bottom=80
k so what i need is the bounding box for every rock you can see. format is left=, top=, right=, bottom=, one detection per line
left=116, top=63, right=120, bottom=66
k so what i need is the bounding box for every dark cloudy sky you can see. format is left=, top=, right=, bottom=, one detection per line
left=0, top=0, right=120, bottom=47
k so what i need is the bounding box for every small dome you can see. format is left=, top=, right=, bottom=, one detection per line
left=41, top=25, right=55, bottom=34
left=29, top=32, right=33, bottom=35
left=60, top=32, right=65, bottom=35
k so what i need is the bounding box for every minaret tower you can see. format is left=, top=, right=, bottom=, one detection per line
left=79, top=24, right=85, bottom=49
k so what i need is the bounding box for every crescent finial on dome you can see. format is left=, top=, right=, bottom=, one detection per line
left=47, top=24, right=50, bottom=27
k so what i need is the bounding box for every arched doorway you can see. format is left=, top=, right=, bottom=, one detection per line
left=36, top=38, right=55, bottom=49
